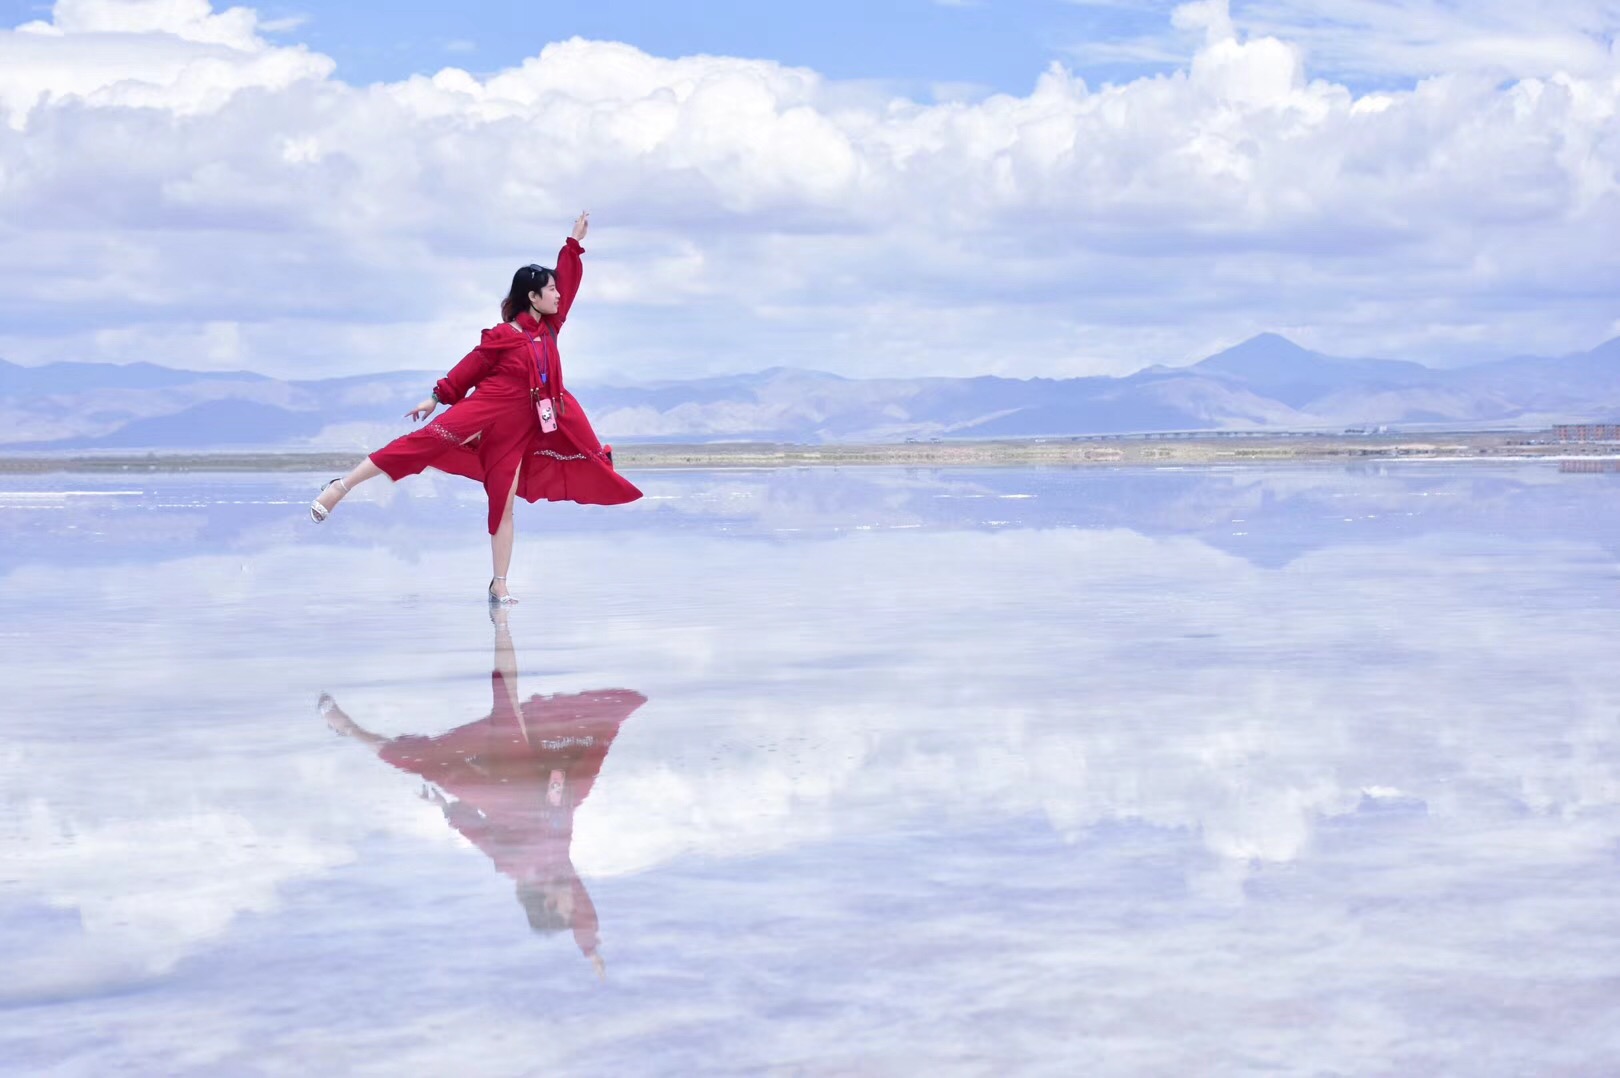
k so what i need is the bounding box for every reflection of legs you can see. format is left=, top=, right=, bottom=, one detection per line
left=492, top=608, right=522, bottom=716
left=489, top=465, right=522, bottom=602
left=494, top=610, right=517, bottom=680
left=321, top=694, right=448, bottom=809
left=318, top=693, right=387, bottom=749
left=314, top=457, right=385, bottom=514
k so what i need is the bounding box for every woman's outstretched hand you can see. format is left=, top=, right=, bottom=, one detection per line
left=406, top=398, right=437, bottom=422
left=571, top=210, right=590, bottom=243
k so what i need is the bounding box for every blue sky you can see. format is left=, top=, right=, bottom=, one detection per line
left=1, top=0, right=1179, bottom=94
left=0, top=0, right=1617, bottom=380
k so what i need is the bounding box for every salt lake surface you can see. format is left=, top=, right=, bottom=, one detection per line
left=3, top=463, right=1620, bottom=1075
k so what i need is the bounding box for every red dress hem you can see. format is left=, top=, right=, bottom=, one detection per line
left=366, top=239, right=642, bottom=534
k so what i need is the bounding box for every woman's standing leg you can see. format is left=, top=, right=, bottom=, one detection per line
left=490, top=465, right=523, bottom=601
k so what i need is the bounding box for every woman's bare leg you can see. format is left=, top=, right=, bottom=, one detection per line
left=315, top=457, right=385, bottom=513
left=318, top=693, right=388, bottom=749
left=491, top=608, right=521, bottom=714
left=490, top=467, right=522, bottom=600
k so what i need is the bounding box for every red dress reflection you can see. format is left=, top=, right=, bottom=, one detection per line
left=322, top=613, right=645, bottom=975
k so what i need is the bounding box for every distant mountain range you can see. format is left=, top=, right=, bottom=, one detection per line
left=4, top=333, right=1619, bottom=451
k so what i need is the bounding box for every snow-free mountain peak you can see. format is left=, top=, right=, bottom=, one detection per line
left=1190, top=333, right=1436, bottom=407
left=8, top=335, right=1620, bottom=449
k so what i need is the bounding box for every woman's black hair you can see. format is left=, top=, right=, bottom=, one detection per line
left=516, top=880, right=571, bottom=935
left=501, top=264, right=556, bottom=323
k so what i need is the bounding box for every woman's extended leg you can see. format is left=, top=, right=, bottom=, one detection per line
left=490, top=465, right=523, bottom=601
left=319, top=693, right=388, bottom=748
left=314, top=457, right=385, bottom=515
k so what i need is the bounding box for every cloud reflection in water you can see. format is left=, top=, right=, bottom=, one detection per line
left=2, top=464, right=1619, bottom=1072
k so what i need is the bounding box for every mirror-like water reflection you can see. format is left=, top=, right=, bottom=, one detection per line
left=3, top=464, right=1619, bottom=1074
left=321, top=608, right=645, bottom=981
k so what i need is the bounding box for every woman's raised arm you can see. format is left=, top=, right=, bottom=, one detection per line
left=547, top=211, right=589, bottom=332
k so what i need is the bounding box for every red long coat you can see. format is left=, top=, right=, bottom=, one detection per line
left=377, top=681, right=646, bottom=957
left=369, top=237, right=642, bottom=534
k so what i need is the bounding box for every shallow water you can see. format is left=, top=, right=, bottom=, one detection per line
left=4, top=463, right=1620, bottom=1075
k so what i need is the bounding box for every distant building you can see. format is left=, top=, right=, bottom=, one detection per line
left=1552, top=423, right=1620, bottom=443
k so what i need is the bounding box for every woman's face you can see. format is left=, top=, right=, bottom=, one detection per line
left=529, top=281, right=561, bottom=316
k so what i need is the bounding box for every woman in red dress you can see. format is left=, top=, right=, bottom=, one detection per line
left=320, top=608, right=645, bottom=978
left=309, top=212, right=641, bottom=603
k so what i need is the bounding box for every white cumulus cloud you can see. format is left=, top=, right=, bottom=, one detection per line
left=1, top=0, right=331, bottom=123
left=0, top=0, right=1616, bottom=384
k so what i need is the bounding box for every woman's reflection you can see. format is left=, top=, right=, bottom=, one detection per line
left=320, top=608, right=646, bottom=977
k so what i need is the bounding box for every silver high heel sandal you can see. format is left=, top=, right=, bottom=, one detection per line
left=309, top=477, right=350, bottom=523
left=488, top=576, right=519, bottom=605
